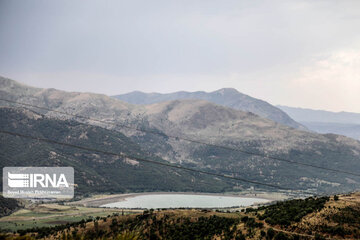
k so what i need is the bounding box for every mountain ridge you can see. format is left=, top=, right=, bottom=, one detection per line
left=278, top=105, right=360, bottom=124
left=1, top=76, right=360, bottom=194
left=113, top=88, right=306, bottom=130
left=278, top=105, right=360, bottom=140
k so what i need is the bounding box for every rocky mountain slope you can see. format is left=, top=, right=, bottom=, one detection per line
left=0, top=107, right=232, bottom=194
left=1, top=76, right=360, bottom=194
left=113, top=89, right=306, bottom=130
left=139, top=100, right=360, bottom=193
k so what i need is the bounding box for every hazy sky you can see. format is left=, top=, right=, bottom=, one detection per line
left=1, top=0, right=360, bottom=112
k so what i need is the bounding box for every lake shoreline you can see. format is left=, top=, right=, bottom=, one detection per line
left=69, top=191, right=286, bottom=208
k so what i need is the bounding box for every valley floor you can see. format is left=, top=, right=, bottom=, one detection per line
left=0, top=203, right=141, bottom=232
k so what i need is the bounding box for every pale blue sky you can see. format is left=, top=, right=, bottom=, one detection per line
left=1, top=0, right=360, bottom=112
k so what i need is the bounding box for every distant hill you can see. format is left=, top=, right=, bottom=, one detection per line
left=300, top=122, right=360, bottom=141
left=278, top=105, right=360, bottom=140
left=277, top=105, right=360, bottom=124
left=113, top=89, right=306, bottom=130
left=2, top=76, right=360, bottom=194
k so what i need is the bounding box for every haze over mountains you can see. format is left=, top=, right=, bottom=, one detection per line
left=113, top=89, right=306, bottom=130
left=278, top=106, right=360, bottom=140
left=1, top=76, right=360, bottom=194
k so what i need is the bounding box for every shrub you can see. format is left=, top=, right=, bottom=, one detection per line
left=267, top=228, right=275, bottom=239
left=260, top=197, right=329, bottom=227
left=274, top=232, right=289, bottom=240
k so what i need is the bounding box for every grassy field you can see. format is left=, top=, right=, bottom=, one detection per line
left=0, top=203, right=140, bottom=231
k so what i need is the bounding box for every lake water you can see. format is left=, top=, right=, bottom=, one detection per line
left=101, top=193, right=269, bottom=209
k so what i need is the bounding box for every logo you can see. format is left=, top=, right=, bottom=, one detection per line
left=7, top=172, right=69, bottom=188
left=3, top=167, right=74, bottom=199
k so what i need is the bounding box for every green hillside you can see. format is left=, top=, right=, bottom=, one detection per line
left=0, top=107, right=233, bottom=196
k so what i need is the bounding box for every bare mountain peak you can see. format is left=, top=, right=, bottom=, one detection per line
left=212, top=88, right=240, bottom=95
left=0, top=75, right=38, bottom=90
left=145, top=99, right=211, bottom=116
left=0, top=76, right=135, bottom=119
left=114, top=88, right=306, bottom=130
left=144, top=98, right=263, bottom=133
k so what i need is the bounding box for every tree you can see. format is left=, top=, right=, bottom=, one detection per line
left=274, top=232, right=289, bottom=240
left=267, top=228, right=275, bottom=240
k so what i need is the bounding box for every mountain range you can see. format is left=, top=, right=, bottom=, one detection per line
left=113, top=89, right=306, bottom=130
left=278, top=105, right=360, bottom=140
left=1, top=76, right=360, bottom=195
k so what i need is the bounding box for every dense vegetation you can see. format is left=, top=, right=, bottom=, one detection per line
left=125, top=212, right=240, bottom=240
left=0, top=196, right=20, bottom=217
left=258, top=197, right=329, bottom=227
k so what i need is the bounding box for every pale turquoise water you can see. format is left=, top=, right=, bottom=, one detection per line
left=101, top=194, right=268, bottom=209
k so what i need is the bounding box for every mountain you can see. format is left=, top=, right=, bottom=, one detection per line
left=299, top=122, right=360, bottom=141
left=277, top=106, right=360, bottom=124
left=1, top=76, right=360, bottom=194
left=278, top=105, right=360, bottom=140
left=0, top=107, right=232, bottom=195
left=138, top=99, right=360, bottom=193
left=113, top=89, right=306, bottom=130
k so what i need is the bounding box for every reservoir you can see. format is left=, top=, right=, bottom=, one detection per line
left=101, top=193, right=269, bottom=209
